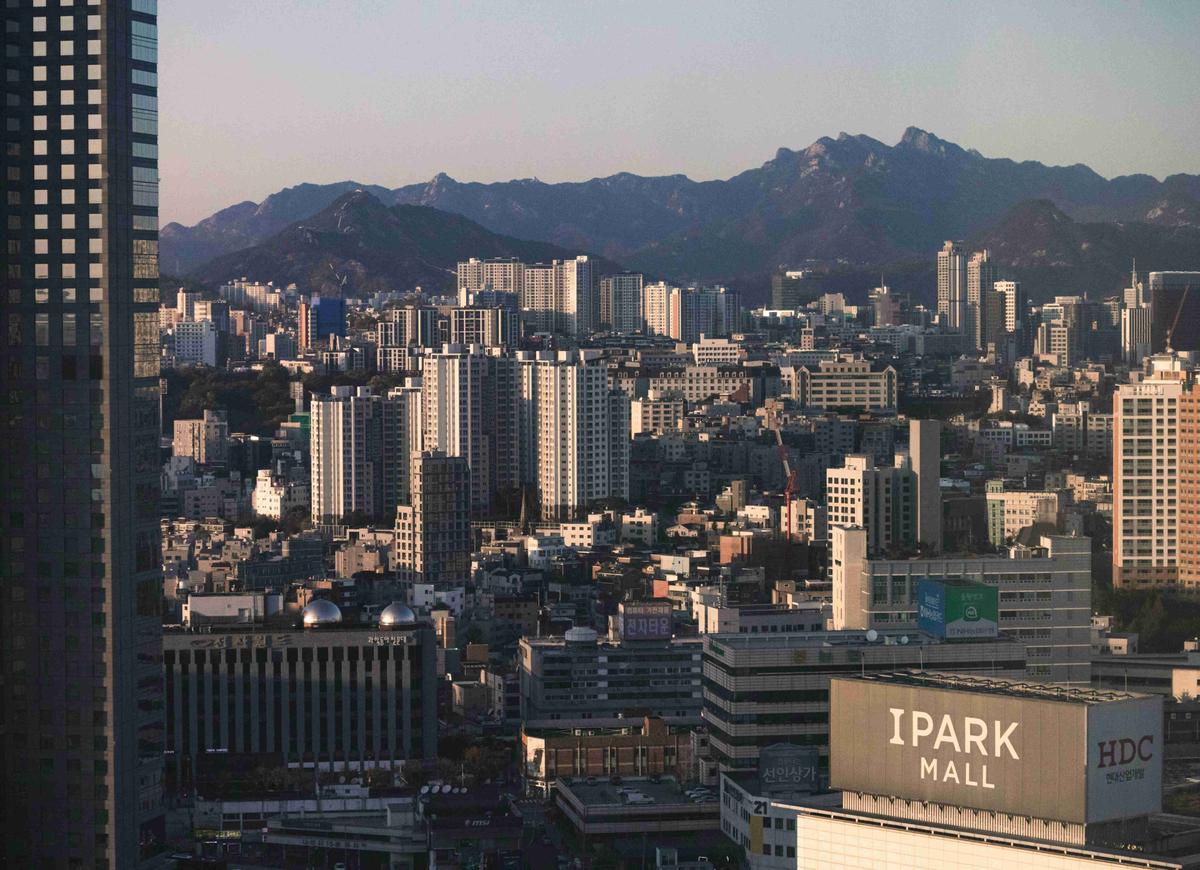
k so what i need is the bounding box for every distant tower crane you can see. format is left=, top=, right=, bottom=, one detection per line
left=1165, top=284, right=1192, bottom=354
left=773, top=426, right=798, bottom=542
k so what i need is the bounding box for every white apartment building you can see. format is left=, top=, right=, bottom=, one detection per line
left=250, top=469, right=309, bottom=520
left=449, top=307, right=518, bottom=347
left=528, top=350, right=630, bottom=519
left=643, top=283, right=738, bottom=343
left=620, top=508, right=658, bottom=546
left=422, top=344, right=494, bottom=515
left=965, top=248, right=995, bottom=351
left=1113, top=355, right=1196, bottom=588
left=459, top=256, right=596, bottom=335
left=310, top=386, right=389, bottom=523
left=519, top=256, right=596, bottom=335
left=600, top=272, right=644, bottom=333
left=384, top=379, right=423, bottom=509
left=936, top=240, right=966, bottom=330
left=173, top=318, right=218, bottom=367
left=457, top=257, right=524, bottom=296
left=643, top=281, right=674, bottom=336
left=994, top=279, right=1024, bottom=334
left=831, top=528, right=1092, bottom=684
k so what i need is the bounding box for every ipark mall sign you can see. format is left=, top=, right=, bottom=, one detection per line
left=829, top=677, right=1162, bottom=825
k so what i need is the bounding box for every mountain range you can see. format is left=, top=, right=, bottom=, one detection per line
left=163, top=127, right=1200, bottom=301
left=189, top=191, right=626, bottom=298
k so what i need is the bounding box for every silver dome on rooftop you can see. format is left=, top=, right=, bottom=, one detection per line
left=301, top=598, right=343, bottom=628
left=379, top=602, right=417, bottom=629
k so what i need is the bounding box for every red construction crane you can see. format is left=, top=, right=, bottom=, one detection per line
left=773, top=426, right=798, bottom=541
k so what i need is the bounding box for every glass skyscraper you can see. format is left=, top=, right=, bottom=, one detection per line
left=1, top=1, right=165, bottom=866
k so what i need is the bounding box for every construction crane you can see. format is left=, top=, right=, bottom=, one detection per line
left=1165, top=284, right=1192, bottom=354
left=772, top=426, right=798, bottom=542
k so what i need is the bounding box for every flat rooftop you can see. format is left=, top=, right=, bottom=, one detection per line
left=706, top=630, right=1017, bottom=649
left=845, top=670, right=1152, bottom=705
left=775, top=804, right=1194, bottom=870
left=558, top=777, right=715, bottom=808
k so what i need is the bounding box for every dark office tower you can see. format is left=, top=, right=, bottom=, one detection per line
left=1, top=2, right=165, bottom=867
left=770, top=269, right=817, bottom=311
left=1150, top=271, right=1200, bottom=353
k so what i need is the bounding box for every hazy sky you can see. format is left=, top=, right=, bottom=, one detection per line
left=159, top=0, right=1200, bottom=226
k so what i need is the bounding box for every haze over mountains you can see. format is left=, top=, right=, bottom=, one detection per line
left=163, top=127, right=1200, bottom=300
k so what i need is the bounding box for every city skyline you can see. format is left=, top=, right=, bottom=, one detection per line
left=158, top=0, right=1200, bottom=224
left=9, top=2, right=1200, bottom=867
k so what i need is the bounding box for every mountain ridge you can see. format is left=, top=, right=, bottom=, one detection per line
left=189, top=189, right=627, bottom=297
left=165, top=127, right=1200, bottom=300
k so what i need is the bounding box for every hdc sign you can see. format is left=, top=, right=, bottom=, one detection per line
left=1096, top=735, right=1154, bottom=769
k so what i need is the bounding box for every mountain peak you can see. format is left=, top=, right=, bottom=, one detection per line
left=896, top=126, right=969, bottom=159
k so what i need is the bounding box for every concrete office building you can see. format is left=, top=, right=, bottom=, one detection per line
left=394, top=451, right=471, bottom=591
left=630, top=392, right=686, bottom=436
left=1113, top=355, right=1199, bottom=588
left=298, top=294, right=346, bottom=352
left=701, top=631, right=1026, bottom=771
left=173, top=408, right=230, bottom=465
left=521, top=716, right=694, bottom=795
left=826, top=454, right=917, bottom=554
left=986, top=485, right=1063, bottom=545
left=518, top=628, right=704, bottom=727
left=831, top=529, right=1093, bottom=684
left=692, top=599, right=827, bottom=635
left=791, top=355, right=898, bottom=412
left=909, top=419, right=944, bottom=552
left=0, top=3, right=167, bottom=864
left=600, top=272, right=644, bottom=333
left=163, top=602, right=437, bottom=786
left=1123, top=303, right=1153, bottom=366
